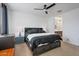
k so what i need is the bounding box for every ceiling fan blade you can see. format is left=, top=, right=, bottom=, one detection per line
left=46, top=3, right=56, bottom=9
left=34, top=8, right=44, bottom=10
left=45, top=11, right=48, bottom=14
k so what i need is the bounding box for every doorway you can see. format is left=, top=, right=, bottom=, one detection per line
left=54, top=16, right=63, bottom=37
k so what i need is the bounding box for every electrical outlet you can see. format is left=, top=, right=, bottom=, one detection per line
left=66, top=38, right=70, bottom=41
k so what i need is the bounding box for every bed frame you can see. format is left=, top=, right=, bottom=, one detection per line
left=24, top=28, right=61, bottom=55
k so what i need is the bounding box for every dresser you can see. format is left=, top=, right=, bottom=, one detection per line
left=15, top=36, right=24, bottom=44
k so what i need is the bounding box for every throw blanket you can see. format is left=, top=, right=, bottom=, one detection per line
left=27, top=33, right=62, bottom=48
left=27, top=33, right=54, bottom=41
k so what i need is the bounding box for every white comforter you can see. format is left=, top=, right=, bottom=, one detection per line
left=27, top=33, right=54, bottom=41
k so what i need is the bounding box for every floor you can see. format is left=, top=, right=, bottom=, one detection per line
left=15, top=41, right=79, bottom=56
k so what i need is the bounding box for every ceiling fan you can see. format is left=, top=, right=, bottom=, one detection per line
left=34, top=3, right=56, bottom=14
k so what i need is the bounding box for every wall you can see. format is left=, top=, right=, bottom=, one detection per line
left=62, top=8, right=79, bottom=46
left=8, top=11, right=48, bottom=36
left=46, top=17, right=55, bottom=33
left=7, top=9, right=13, bottom=35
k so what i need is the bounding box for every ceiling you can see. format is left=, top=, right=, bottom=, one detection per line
left=7, top=3, right=79, bottom=17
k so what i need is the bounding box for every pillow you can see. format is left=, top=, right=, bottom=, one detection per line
left=26, top=28, right=46, bottom=35
left=39, top=29, right=46, bottom=33
left=27, top=29, right=39, bottom=34
left=39, top=30, right=46, bottom=33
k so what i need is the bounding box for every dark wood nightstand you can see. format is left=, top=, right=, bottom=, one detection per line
left=55, top=31, right=63, bottom=37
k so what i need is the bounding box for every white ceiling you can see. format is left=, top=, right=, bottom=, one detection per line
left=7, top=3, right=79, bottom=17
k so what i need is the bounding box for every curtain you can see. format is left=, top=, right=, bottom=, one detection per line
left=0, top=6, right=1, bottom=34
left=1, top=3, right=8, bottom=34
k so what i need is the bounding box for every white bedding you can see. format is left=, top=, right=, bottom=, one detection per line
left=27, top=33, right=54, bottom=41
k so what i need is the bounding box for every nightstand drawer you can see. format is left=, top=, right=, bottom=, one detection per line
left=15, top=37, right=24, bottom=44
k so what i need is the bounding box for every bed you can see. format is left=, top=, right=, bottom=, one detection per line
left=24, top=28, right=62, bottom=55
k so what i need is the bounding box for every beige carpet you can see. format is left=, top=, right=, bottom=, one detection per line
left=15, top=41, right=79, bottom=56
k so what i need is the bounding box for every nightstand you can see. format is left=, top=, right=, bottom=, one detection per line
left=15, top=36, right=24, bottom=44
left=55, top=31, right=63, bottom=37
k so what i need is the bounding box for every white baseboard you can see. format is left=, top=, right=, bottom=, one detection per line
left=63, top=40, right=79, bottom=46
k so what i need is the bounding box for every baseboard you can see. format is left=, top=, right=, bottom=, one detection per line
left=63, top=40, right=79, bottom=46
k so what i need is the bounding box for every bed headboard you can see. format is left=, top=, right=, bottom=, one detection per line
left=24, top=28, right=45, bottom=42
left=25, top=28, right=42, bottom=32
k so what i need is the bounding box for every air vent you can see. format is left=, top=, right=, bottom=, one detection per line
left=57, top=10, right=62, bottom=13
